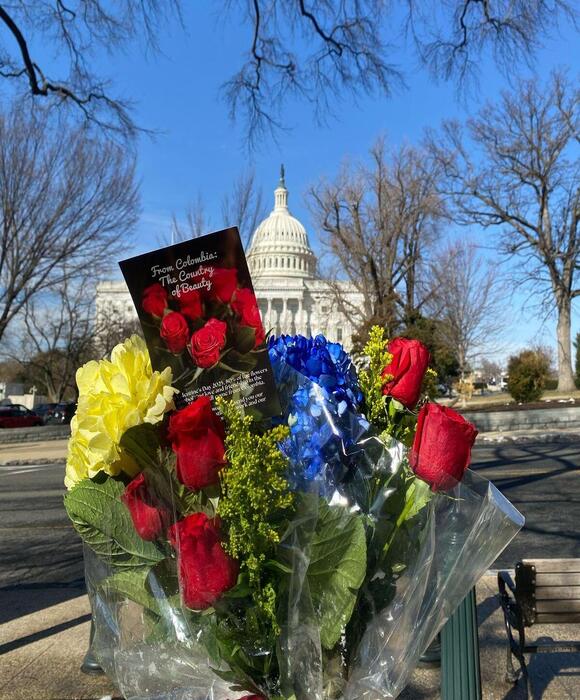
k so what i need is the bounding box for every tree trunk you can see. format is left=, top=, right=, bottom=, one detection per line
left=556, top=295, right=576, bottom=392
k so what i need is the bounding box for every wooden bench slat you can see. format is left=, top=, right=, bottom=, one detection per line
left=536, top=612, right=580, bottom=624
left=536, top=573, right=580, bottom=586
left=536, top=600, right=580, bottom=613
left=523, top=559, right=580, bottom=573
left=535, top=586, right=580, bottom=601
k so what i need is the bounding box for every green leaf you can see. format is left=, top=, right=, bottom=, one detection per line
left=64, top=477, right=165, bottom=568
left=306, top=501, right=367, bottom=650
left=404, top=476, right=432, bottom=520
left=100, top=568, right=160, bottom=613
left=120, top=423, right=162, bottom=469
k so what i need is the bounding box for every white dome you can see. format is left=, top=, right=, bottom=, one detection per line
left=247, top=167, right=317, bottom=279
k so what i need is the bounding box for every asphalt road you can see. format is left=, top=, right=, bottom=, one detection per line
left=0, top=461, right=84, bottom=625
left=0, top=441, right=579, bottom=622
left=471, top=440, right=580, bottom=568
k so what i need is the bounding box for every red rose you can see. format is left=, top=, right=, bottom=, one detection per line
left=142, top=283, right=168, bottom=318
left=121, top=473, right=171, bottom=541
left=168, top=513, right=238, bottom=610
left=382, top=337, right=430, bottom=409
left=232, top=288, right=265, bottom=348
left=167, top=396, right=227, bottom=490
left=190, top=318, right=227, bottom=368
left=178, top=288, right=203, bottom=320
left=207, top=267, right=238, bottom=303
left=160, top=311, right=190, bottom=353
left=410, top=403, right=478, bottom=491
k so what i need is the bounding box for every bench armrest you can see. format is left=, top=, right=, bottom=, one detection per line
left=498, top=570, right=516, bottom=597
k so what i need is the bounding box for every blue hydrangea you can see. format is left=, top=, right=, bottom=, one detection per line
left=268, top=334, right=369, bottom=493
left=268, top=334, right=363, bottom=413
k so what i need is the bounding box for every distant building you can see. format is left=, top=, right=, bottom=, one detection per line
left=246, top=168, right=362, bottom=347
left=96, top=169, right=363, bottom=349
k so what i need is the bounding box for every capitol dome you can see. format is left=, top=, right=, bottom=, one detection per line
left=247, top=167, right=317, bottom=279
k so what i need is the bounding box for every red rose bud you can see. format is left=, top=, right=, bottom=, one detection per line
left=178, top=288, right=203, bottom=320
left=141, top=283, right=168, bottom=318
left=168, top=513, right=238, bottom=610
left=206, top=267, right=238, bottom=303
left=232, top=288, right=265, bottom=348
left=160, top=311, right=190, bottom=353
left=190, top=318, right=227, bottom=368
left=121, top=473, right=171, bottom=541
left=410, top=403, right=478, bottom=491
left=382, top=337, right=430, bottom=409
left=167, top=396, right=227, bottom=490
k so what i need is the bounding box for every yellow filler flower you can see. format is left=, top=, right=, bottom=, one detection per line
left=65, top=335, right=177, bottom=489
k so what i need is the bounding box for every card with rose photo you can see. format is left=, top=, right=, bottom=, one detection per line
left=119, top=227, right=281, bottom=419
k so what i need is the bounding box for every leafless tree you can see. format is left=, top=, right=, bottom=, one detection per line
left=165, top=170, right=267, bottom=248
left=221, top=170, right=267, bottom=247
left=169, top=192, right=209, bottom=244
left=93, top=316, right=143, bottom=359
left=5, top=277, right=94, bottom=401
left=427, top=71, right=579, bottom=391
left=427, top=241, right=504, bottom=380
left=479, top=358, right=503, bottom=384
left=3, top=274, right=144, bottom=400
left=308, top=138, right=445, bottom=347
left=0, top=2, right=574, bottom=142
left=0, top=102, right=139, bottom=344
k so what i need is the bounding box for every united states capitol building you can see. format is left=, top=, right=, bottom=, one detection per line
left=96, top=170, right=363, bottom=349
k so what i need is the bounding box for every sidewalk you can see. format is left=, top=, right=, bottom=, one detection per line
left=0, top=588, right=118, bottom=700
left=0, top=439, right=68, bottom=465
left=2, top=574, right=580, bottom=699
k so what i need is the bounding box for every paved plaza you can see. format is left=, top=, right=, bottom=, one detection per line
left=1, top=440, right=580, bottom=699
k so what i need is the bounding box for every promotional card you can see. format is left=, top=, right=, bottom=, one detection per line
left=119, top=227, right=280, bottom=419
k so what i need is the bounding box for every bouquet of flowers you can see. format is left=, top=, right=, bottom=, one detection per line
left=64, top=328, right=523, bottom=700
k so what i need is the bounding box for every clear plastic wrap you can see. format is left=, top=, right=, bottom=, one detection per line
left=82, top=361, right=523, bottom=700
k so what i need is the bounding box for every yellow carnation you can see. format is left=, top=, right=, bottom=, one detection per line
left=64, top=335, right=177, bottom=490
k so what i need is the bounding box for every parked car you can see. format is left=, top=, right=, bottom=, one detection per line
left=0, top=404, right=43, bottom=428
left=45, top=402, right=76, bottom=425
left=34, top=402, right=59, bottom=425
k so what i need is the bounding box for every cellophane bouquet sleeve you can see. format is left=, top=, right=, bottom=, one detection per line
left=65, top=331, right=523, bottom=700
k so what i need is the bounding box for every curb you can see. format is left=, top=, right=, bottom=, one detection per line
left=0, top=458, right=65, bottom=466
left=476, top=430, right=580, bottom=444
left=0, top=425, right=70, bottom=444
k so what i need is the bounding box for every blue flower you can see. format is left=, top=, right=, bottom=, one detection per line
left=268, top=334, right=369, bottom=493
left=268, top=334, right=363, bottom=412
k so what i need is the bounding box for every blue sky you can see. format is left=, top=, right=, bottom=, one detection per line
left=29, top=5, right=580, bottom=363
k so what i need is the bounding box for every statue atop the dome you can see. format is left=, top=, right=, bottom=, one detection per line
left=279, top=163, right=285, bottom=187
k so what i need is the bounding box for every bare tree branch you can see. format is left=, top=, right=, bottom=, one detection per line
left=0, top=0, right=181, bottom=137
left=161, top=170, right=266, bottom=248
left=0, top=2, right=575, bottom=142
left=0, top=101, right=139, bottom=344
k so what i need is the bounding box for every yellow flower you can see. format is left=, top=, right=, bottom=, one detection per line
left=65, top=335, right=177, bottom=489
